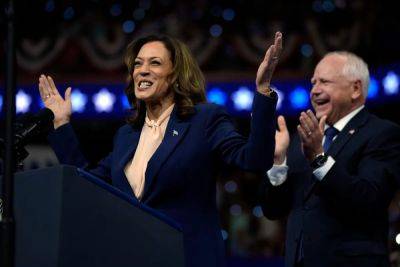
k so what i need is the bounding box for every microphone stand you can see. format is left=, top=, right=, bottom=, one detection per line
left=1, top=0, right=16, bottom=266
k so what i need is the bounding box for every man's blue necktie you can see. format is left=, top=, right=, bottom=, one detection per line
left=323, top=127, right=339, bottom=152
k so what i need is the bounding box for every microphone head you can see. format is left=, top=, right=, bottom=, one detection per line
left=34, top=108, right=55, bottom=128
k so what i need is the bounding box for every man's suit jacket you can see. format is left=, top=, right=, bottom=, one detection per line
left=48, top=92, right=277, bottom=267
left=261, top=108, right=400, bottom=267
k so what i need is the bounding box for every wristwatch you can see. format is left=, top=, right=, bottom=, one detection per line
left=310, top=153, right=328, bottom=169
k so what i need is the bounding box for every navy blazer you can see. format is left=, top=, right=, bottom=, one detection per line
left=261, top=108, right=400, bottom=267
left=48, top=92, right=277, bottom=267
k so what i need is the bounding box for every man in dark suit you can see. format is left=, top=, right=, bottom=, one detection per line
left=261, top=51, right=400, bottom=267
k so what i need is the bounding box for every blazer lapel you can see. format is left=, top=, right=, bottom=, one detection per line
left=115, top=126, right=141, bottom=198
left=117, top=127, right=142, bottom=171
left=141, top=109, right=190, bottom=200
left=327, top=108, right=369, bottom=158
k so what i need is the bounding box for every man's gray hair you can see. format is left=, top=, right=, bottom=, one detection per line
left=325, top=51, right=370, bottom=97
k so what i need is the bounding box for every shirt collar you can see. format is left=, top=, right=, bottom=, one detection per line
left=145, top=103, right=175, bottom=127
left=326, top=105, right=364, bottom=131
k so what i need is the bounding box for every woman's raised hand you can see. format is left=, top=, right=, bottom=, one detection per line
left=38, top=75, right=72, bottom=129
left=256, top=32, right=283, bottom=95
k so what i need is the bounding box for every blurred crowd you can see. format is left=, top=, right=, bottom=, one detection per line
left=1, top=0, right=399, bottom=80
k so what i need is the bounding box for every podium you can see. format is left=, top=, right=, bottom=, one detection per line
left=7, top=165, right=184, bottom=267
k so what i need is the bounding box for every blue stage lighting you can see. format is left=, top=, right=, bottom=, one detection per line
left=301, top=44, right=313, bottom=57
left=232, top=86, right=254, bottom=111
left=252, top=206, right=264, bottom=218
left=121, top=95, right=131, bottom=109
left=38, top=97, right=45, bottom=108
left=289, top=86, right=309, bottom=109
left=210, top=24, right=223, bottom=37
left=0, top=94, right=3, bottom=112
left=123, top=20, right=135, bottom=33
left=221, top=230, right=228, bottom=240
left=222, top=9, right=235, bottom=21
left=93, top=88, right=116, bottom=113
left=207, top=87, right=227, bottom=105
left=322, top=0, right=335, bottom=12
left=382, top=71, right=399, bottom=95
left=224, top=180, right=237, bottom=193
left=71, top=89, right=88, bottom=113
left=275, top=88, right=284, bottom=110
left=367, top=77, right=379, bottom=99
left=16, top=90, right=32, bottom=113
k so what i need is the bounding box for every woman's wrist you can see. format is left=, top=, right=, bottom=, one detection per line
left=53, top=119, right=70, bottom=129
left=257, top=85, right=276, bottom=98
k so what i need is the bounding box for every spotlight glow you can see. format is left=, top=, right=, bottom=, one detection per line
left=252, top=206, right=264, bottom=218
left=382, top=71, right=399, bottom=95
left=396, top=233, right=400, bottom=245
left=207, top=87, right=227, bottom=105
left=367, top=77, right=379, bottom=99
left=275, top=88, right=284, bottom=110
left=224, top=180, right=237, bottom=193
left=123, top=20, right=135, bottom=33
left=93, top=88, right=116, bottom=112
left=289, top=86, right=309, bottom=109
left=210, top=24, right=223, bottom=37
left=222, top=8, right=235, bottom=21
left=221, top=230, right=228, bottom=240
left=232, top=86, right=254, bottom=111
left=16, top=90, right=32, bottom=113
left=121, top=95, right=131, bottom=109
left=71, top=89, right=87, bottom=113
left=301, top=44, right=313, bottom=57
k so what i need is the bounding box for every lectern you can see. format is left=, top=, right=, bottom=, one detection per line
left=5, top=165, right=184, bottom=267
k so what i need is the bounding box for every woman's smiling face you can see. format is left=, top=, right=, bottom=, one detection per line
left=133, top=41, right=174, bottom=103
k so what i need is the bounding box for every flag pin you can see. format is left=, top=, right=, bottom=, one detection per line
left=173, top=130, right=179, bottom=136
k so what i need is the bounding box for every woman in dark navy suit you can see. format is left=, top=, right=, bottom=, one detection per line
left=38, top=32, right=282, bottom=267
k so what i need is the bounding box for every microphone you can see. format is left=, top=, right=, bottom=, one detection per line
left=0, top=108, right=54, bottom=165
left=14, top=108, right=54, bottom=145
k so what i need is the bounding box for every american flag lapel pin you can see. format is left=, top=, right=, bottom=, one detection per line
left=349, top=129, right=355, bottom=135
left=173, top=130, right=179, bottom=136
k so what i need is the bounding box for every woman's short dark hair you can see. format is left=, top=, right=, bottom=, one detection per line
left=124, top=35, right=206, bottom=128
